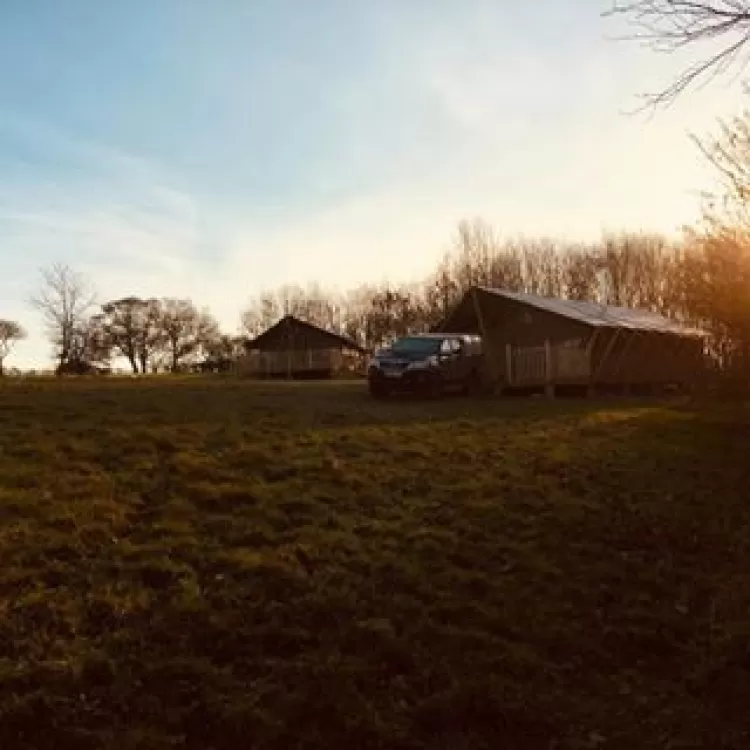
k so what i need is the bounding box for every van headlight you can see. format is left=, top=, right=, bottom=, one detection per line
left=408, top=355, right=438, bottom=370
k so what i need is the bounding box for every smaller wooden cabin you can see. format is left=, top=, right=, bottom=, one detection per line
left=437, top=286, right=706, bottom=395
left=236, top=315, right=366, bottom=379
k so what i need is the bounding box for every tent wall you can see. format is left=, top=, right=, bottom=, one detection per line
left=241, top=317, right=365, bottom=379
left=590, top=329, right=705, bottom=386
left=441, top=289, right=593, bottom=386
left=440, top=288, right=704, bottom=390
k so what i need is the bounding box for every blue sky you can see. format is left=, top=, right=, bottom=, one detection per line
left=0, top=0, right=741, bottom=368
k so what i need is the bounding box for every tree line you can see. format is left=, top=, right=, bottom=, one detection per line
left=240, top=106, right=750, bottom=381
left=2, top=220, right=748, bottom=379
left=9, top=264, right=241, bottom=376
left=1, top=102, right=748, bottom=381
left=237, top=220, right=747, bottom=377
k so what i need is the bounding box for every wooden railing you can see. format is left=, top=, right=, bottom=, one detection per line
left=507, top=342, right=591, bottom=386
left=236, top=348, right=342, bottom=376
left=510, top=346, right=546, bottom=384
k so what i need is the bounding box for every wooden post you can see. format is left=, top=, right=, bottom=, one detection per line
left=583, top=329, right=600, bottom=396
left=286, top=318, right=293, bottom=380
left=585, top=329, right=599, bottom=377
left=544, top=338, right=554, bottom=398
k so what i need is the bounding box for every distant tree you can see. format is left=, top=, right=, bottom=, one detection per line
left=201, top=334, right=244, bottom=372
left=487, top=241, right=525, bottom=292
left=364, top=287, right=422, bottom=346
left=0, top=319, right=26, bottom=376
left=340, top=285, right=378, bottom=347
left=158, top=298, right=219, bottom=373
left=521, top=239, right=564, bottom=297
left=561, top=246, right=600, bottom=301
left=681, top=225, right=750, bottom=377
left=241, top=291, right=284, bottom=338
left=421, top=262, right=461, bottom=330
left=606, top=1, right=750, bottom=107
left=448, top=221, right=528, bottom=294
left=678, top=113, right=750, bottom=380
left=242, top=284, right=343, bottom=339
left=594, top=232, right=675, bottom=310
left=452, top=218, right=502, bottom=289
left=100, top=297, right=161, bottom=374
left=58, top=314, right=111, bottom=374
left=273, top=283, right=341, bottom=330
left=30, top=263, right=96, bottom=371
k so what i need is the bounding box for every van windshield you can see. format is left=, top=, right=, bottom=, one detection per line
left=390, top=337, right=442, bottom=355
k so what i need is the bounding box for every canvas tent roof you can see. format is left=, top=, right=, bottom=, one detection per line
left=475, top=287, right=706, bottom=338
left=246, top=315, right=366, bottom=352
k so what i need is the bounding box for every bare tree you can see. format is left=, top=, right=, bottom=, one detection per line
left=606, top=1, right=750, bottom=107
left=241, top=284, right=343, bottom=340
left=241, top=291, right=280, bottom=339
left=681, top=225, right=750, bottom=377
left=421, top=261, right=461, bottom=330
left=692, top=110, right=750, bottom=225
left=452, top=218, right=502, bottom=289
left=30, top=263, right=95, bottom=370
left=0, top=319, right=26, bottom=375
left=340, top=285, right=378, bottom=347
left=521, top=239, right=564, bottom=297
left=362, top=286, right=423, bottom=347
left=561, top=246, right=600, bottom=300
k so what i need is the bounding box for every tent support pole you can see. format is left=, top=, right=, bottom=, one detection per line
left=608, top=330, right=641, bottom=385
left=544, top=338, right=555, bottom=398
left=584, top=329, right=601, bottom=396
left=592, top=328, right=622, bottom=385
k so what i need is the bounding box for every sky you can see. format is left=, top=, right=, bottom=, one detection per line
left=0, top=0, right=743, bottom=368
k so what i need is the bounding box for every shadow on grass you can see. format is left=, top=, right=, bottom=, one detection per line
left=0, top=376, right=677, bottom=434
left=1, top=379, right=748, bottom=748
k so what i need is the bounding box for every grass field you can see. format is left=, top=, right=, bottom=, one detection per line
left=0, top=377, right=749, bottom=749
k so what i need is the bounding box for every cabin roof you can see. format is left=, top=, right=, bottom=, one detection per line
left=475, top=287, right=706, bottom=338
left=246, top=315, right=366, bottom=352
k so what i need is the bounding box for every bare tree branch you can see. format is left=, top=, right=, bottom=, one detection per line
left=605, top=1, right=750, bottom=108
left=690, top=110, right=750, bottom=225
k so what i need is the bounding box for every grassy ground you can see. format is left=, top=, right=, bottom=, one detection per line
left=0, top=377, right=749, bottom=749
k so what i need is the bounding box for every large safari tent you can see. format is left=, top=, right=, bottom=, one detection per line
left=236, top=315, right=366, bottom=379
left=437, top=286, right=705, bottom=395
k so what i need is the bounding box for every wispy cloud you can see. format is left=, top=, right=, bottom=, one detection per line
left=0, top=1, right=745, bottom=370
